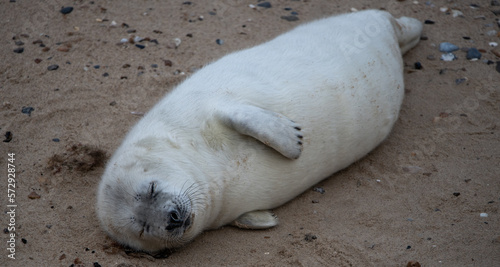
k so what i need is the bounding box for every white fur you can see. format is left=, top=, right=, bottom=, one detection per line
left=96, top=10, right=422, bottom=252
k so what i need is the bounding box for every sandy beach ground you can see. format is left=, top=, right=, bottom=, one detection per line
left=1, top=0, right=499, bottom=266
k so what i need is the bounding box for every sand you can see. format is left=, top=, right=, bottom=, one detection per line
left=1, top=0, right=499, bottom=266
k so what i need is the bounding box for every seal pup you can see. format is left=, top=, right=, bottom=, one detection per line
left=96, top=10, right=422, bottom=252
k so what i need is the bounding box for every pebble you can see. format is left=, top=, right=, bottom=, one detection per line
left=15, top=40, right=24, bottom=46
left=496, top=61, right=500, bottom=73
left=489, top=42, right=498, bottom=47
left=164, top=59, right=173, bottom=67
left=257, top=2, right=272, bottom=8
left=455, top=78, right=467, bottom=85
left=451, top=10, right=463, bottom=17
left=60, top=6, right=73, bottom=15
left=424, top=20, right=435, bottom=24
left=102, top=73, right=109, bottom=77
left=151, top=64, right=158, bottom=68
left=216, top=39, right=224, bottom=45
left=487, top=30, right=497, bottom=36
left=439, top=42, right=459, bottom=52
left=440, top=53, right=457, bottom=61
left=93, top=65, right=100, bottom=69
left=47, top=64, right=59, bottom=71
left=281, top=15, right=299, bottom=22
left=453, top=192, right=460, bottom=197
left=173, top=38, right=181, bottom=48
left=13, top=47, right=24, bottom=53
left=3, top=131, right=13, bottom=143
left=313, top=187, right=325, bottom=194
left=28, top=191, right=41, bottom=199
left=135, top=44, right=145, bottom=49
left=21, top=106, right=34, bottom=116
left=466, top=48, right=481, bottom=60
left=52, top=138, right=60, bottom=142
left=414, top=62, right=423, bottom=69
left=480, top=213, right=488, bottom=217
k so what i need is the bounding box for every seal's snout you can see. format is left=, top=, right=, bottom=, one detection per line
left=165, top=207, right=192, bottom=232
left=166, top=209, right=183, bottom=231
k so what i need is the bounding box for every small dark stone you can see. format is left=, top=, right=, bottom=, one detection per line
left=281, top=15, right=299, bottom=22
left=257, top=2, right=272, bottom=8
left=22, top=106, right=35, bottom=116
left=466, top=48, right=481, bottom=60
left=209, top=11, right=216, bottom=15
left=291, top=11, right=298, bottom=15
left=135, top=44, right=145, bottom=49
left=10, top=0, right=16, bottom=2
left=93, top=65, right=100, bottom=69
left=424, top=19, right=435, bottom=24
left=164, top=60, right=173, bottom=67
left=60, top=6, right=74, bottom=15
left=21, top=238, right=27, bottom=244
left=15, top=41, right=24, bottom=46
left=47, top=64, right=59, bottom=71
left=455, top=78, right=467, bottom=85
left=34, top=58, right=42, bottom=64
left=151, top=64, right=158, bottom=68
left=52, top=138, right=60, bottom=142
left=216, top=39, right=223, bottom=45
left=149, top=39, right=159, bottom=45
left=109, top=101, right=117, bottom=106
left=93, top=263, right=102, bottom=267
left=186, top=33, right=193, bottom=38
left=182, top=1, right=192, bottom=4
left=414, top=62, right=422, bottom=69
left=284, top=7, right=292, bottom=11
left=153, top=30, right=163, bottom=34
left=127, top=29, right=136, bottom=33
left=122, top=63, right=131, bottom=68
left=13, top=47, right=24, bottom=53
left=3, top=228, right=9, bottom=234
left=3, top=131, right=13, bottom=142
left=420, top=36, right=428, bottom=40
left=304, top=233, right=317, bottom=242
left=463, top=36, right=471, bottom=40
left=102, top=72, right=109, bottom=77
left=496, top=61, right=500, bottom=73
left=121, top=23, right=129, bottom=28
left=453, top=192, right=461, bottom=197
left=406, top=245, right=411, bottom=249
left=487, top=60, right=494, bottom=65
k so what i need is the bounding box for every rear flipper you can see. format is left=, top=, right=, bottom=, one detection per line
left=231, top=210, right=279, bottom=229
left=393, top=16, right=423, bottom=54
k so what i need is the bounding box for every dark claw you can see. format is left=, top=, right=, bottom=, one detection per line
left=298, top=141, right=302, bottom=145
left=294, top=126, right=301, bottom=131
left=297, top=135, right=303, bottom=139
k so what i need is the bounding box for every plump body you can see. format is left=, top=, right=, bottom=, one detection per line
left=97, top=10, right=422, bottom=252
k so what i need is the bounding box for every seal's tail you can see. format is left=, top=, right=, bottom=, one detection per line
left=392, top=16, right=423, bottom=54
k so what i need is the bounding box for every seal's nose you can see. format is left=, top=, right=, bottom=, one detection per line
left=165, top=210, right=183, bottom=231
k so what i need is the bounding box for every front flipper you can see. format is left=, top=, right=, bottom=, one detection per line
left=216, top=105, right=303, bottom=159
left=231, top=210, right=279, bottom=229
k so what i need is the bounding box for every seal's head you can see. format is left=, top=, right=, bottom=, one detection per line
left=96, top=175, right=199, bottom=252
